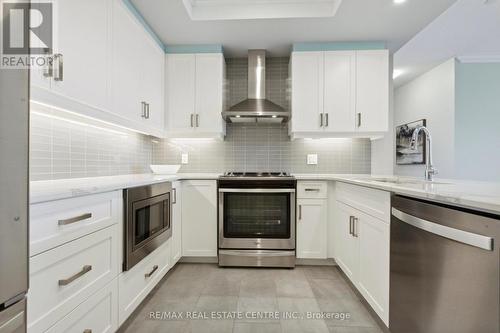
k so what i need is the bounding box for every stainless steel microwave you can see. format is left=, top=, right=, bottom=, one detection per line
left=123, top=182, right=172, bottom=270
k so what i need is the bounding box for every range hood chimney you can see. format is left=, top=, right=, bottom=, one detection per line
left=222, top=50, right=290, bottom=123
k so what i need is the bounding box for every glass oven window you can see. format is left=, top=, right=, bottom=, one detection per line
left=133, top=196, right=169, bottom=247
left=223, top=193, right=290, bottom=239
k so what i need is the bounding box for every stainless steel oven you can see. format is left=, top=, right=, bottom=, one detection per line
left=123, top=182, right=172, bottom=270
left=218, top=173, right=296, bottom=268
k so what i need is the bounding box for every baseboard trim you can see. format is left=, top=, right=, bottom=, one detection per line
left=180, top=256, right=219, bottom=263
left=295, top=258, right=337, bottom=266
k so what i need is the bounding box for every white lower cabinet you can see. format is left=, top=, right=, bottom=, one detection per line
left=45, top=278, right=118, bottom=333
left=334, top=199, right=390, bottom=326
left=28, top=225, right=119, bottom=333
left=118, top=239, right=171, bottom=326
left=171, top=181, right=182, bottom=265
left=296, top=199, right=327, bottom=259
left=181, top=180, right=217, bottom=257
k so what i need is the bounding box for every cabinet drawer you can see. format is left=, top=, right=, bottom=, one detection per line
left=45, top=279, right=118, bottom=333
left=119, top=239, right=171, bottom=325
left=28, top=225, right=118, bottom=333
left=297, top=181, right=328, bottom=199
left=335, top=182, right=390, bottom=223
left=30, top=191, right=121, bottom=256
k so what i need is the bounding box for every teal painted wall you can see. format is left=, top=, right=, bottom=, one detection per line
left=455, top=62, right=500, bottom=181
left=164, top=44, right=224, bottom=54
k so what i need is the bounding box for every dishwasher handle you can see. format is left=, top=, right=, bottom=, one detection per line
left=392, top=207, right=493, bottom=251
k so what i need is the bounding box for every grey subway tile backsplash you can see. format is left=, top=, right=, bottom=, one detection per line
left=29, top=57, right=371, bottom=180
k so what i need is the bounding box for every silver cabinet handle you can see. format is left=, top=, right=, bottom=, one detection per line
left=145, top=265, right=159, bottom=278
left=196, top=114, right=199, bottom=127
left=392, top=208, right=493, bottom=251
left=141, top=102, right=147, bottom=118
left=190, top=114, right=194, bottom=127
left=353, top=217, right=359, bottom=237
left=43, top=50, right=53, bottom=78
left=54, top=53, right=63, bottom=81
left=298, top=205, right=302, bottom=220
left=304, top=188, right=320, bottom=192
left=146, top=103, right=150, bottom=119
left=83, top=330, right=92, bottom=333
left=58, top=213, right=92, bottom=226
left=172, top=188, right=177, bottom=204
left=357, top=113, right=362, bottom=128
left=320, top=113, right=324, bottom=127
left=59, top=265, right=92, bottom=286
left=349, top=216, right=353, bottom=235
left=325, top=113, right=329, bottom=127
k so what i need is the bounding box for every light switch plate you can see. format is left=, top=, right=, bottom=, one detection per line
left=307, top=154, right=318, bottom=165
left=181, top=153, right=189, bottom=164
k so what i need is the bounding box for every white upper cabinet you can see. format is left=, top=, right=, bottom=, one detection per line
left=290, top=52, right=324, bottom=132
left=165, top=53, right=226, bottom=138
left=355, top=50, right=389, bottom=132
left=195, top=54, right=225, bottom=134
left=323, top=51, right=356, bottom=133
left=290, top=49, right=389, bottom=138
left=31, top=0, right=111, bottom=111
left=112, top=0, right=165, bottom=135
left=166, top=54, right=196, bottom=133
left=30, top=0, right=165, bottom=137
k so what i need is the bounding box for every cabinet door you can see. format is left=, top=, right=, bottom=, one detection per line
left=291, top=52, right=324, bottom=132
left=112, top=0, right=143, bottom=122
left=296, top=199, right=327, bottom=259
left=166, top=54, right=196, bottom=132
left=323, top=51, right=356, bottom=132
left=355, top=50, right=389, bottom=132
left=181, top=180, right=217, bottom=257
left=30, top=0, right=52, bottom=90
left=141, top=38, right=165, bottom=131
left=333, top=201, right=358, bottom=282
left=357, top=211, right=390, bottom=325
left=51, top=0, right=111, bottom=111
left=171, top=182, right=182, bottom=265
left=195, top=54, right=224, bottom=133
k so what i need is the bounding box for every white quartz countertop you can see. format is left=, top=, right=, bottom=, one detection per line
left=30, top=173, right=220, bottom=204
left=294, top=174, right=500, bottom=215
left=30, top=173, right=500, bottom=215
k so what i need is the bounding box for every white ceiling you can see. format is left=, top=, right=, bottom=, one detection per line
left=394, top=0, right=500, bottom=87
left=131, top=0, right=457, bottom=57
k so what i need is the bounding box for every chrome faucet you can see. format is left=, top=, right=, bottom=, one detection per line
left=410, top=125, right=438, bottom=181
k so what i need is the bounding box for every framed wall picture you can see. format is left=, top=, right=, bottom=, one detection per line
left=396, top=119, right=426, bottom=165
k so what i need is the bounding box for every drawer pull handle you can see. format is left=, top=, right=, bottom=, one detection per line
left=145, top=265, right=159, bottom=278
left=59, top=265, right=92, bottom=286
left=58, top=213, right=92, bottom=226
left=83, top=330, right=92, bottom=333
left=304, top=188, right=320, bottom=192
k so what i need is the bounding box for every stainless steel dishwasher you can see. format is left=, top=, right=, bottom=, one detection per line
left=390, top=195, right=499, bottom=333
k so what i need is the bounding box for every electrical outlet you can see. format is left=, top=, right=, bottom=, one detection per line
left=307, top=154, right=318, bottom=165
left=181, top=153, right=189, bottom=164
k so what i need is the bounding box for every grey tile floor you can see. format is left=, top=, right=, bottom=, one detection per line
left=119, top=264, right=386, bottom=333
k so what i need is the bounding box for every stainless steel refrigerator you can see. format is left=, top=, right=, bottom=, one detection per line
left=0, top=50, right=29, bottom=332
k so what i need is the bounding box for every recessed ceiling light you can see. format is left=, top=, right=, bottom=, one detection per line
left=393, top=0, right=407, bottom=4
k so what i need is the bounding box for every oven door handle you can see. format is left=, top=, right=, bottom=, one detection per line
left=218, top=189, right=296, bottom=193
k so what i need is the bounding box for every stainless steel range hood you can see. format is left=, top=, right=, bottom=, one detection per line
left=222, top=50, right=290, bottom=123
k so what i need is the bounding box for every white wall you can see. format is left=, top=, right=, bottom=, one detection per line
left=393, top=59, right=456, bottom=178
left=371, top=58, right=394, bottom=175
